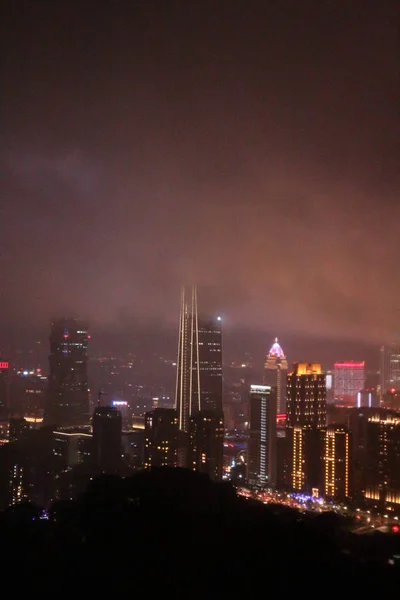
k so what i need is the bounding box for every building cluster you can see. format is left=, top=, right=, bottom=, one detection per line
left=248, top=357, right=400, bottom=509
left=144, top=286, right=224, bottom=478
left=0, top=292, right=399, bottom=512
left=0, top=286, right=225, bottom=508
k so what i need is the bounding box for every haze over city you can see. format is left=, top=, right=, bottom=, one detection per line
left=2, top=1, right=399, bottom=350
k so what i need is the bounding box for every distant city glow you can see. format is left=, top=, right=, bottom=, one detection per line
left=334, top=361, right=365, bottom=368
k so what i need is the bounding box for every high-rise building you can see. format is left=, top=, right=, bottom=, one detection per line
left=53, top=430, right=93, bottom=468
left=188, top=410, right=224, bottom=481
left=380, top=343, right=400, bottom=397
left=333, top=361, right=365, bottom=405
left=286, top=363, right=326, bottom=494
left=263, top=338, right=288, bottom=414
left=286, top=363, right=326, bottom=429
left=111, top=400, right=131, bottom=429
left=92, top=406, right=122, bottom=473
left=364, top=411, right=400, bottom=506
left=44, top=318, right=90, bottom=428
left=0, top=360, right=10, bottom=418
left=175, top=286, right=223, bottom=431
left=144, top=408, right=179, bottom=469
left=248, top=385, right=277, bottom=488
left=322, top=425, right=350, bottom=501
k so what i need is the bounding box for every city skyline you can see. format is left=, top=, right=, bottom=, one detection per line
left=0, top=2, right=399, bottom=588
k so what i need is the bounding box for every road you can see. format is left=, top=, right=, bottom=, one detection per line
left=236, top=487, right=400, bottom=533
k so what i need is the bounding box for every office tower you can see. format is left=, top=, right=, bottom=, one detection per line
left=356, top=388, right=378, bottom=409
left=0, top=360, right=10, bottom=418
left=348, top=407, right=374, bottom=499
left=248, top=385, right=277, bottom=488
left=10, top=369, right=47, bottom=418
left=286, top=363, right=326, bottom=429
left=53, top=430, right=93, bottom=468
left=175, top=286, right=223, bottom=431
left=121, top=429, right=145, bottom=470
left=44, top=318, right=90, bottom=428
left=9, top=418, right=30, bottom=443
left=92, top=406, right=122, bottom=473
left=380, top=343, right=400, bottom=397
left=323, top=425, right=350, bottom=501
left=364, top=411, right=400, bottom=506
left=263, top=338, right=288, bottom=414
left=188, top=410, right=224, bottom=481
left=111, top=400, right=131, bottom=429
left=286, top=363, right=326, bottom=494
left=144, top=408, right=179, bottom=469
left=333, top=361, right=365, bottom=405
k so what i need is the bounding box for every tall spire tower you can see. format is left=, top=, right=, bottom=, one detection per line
left=263, top=337, right=288, bottom=414
left=175, top=286, right=223, bottom=432
left=175, top=286, right=201, bottom=431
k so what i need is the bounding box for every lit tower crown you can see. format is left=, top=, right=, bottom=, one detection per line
left=263, top=337, right=288, bottom=414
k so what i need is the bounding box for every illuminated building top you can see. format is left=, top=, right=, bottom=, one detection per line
left=268, top=337, right=286, bottom=360
left=264, top=337, right=288, bottom=414
left=293, top=363, right=322, bottom=376
left=265, top=338, right=288, bottom=370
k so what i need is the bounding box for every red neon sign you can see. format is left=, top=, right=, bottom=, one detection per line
left=0, top=362, right=9, bottom=369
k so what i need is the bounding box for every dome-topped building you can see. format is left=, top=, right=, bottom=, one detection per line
left=264, top=337, right=288, bottom=414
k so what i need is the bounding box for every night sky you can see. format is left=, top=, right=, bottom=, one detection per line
left=2, top=1, right=399, bottom=348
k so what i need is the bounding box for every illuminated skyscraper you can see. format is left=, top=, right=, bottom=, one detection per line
left=322, top=425, right=350, bottom=501
left=263, top=338, right=288, bottom=414
left=188, top=410, right=224, bottom=481
left=248, top=385, right=277, bottom=488
left=175, top=286, right=223, bottom=432
left=286, top=363, right=326, bottom=494
left=44, top=318, right=90, bottom=428
left=286, top=363, right=326, bottom=429
left=333, top=361, right=365, bottom=405
left=364, top=411, right=400, bottom=506
left=380, top=343, right=400, bottom=397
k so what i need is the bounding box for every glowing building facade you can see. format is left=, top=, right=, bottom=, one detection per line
left=175, top=286, right=223, bottom=432
left=323, top=425, right=350, bottom=501
left=248, top=385, right=277, bottom=488
left=286, top=363, right=326, bottom=429
left=286, top=363, right=326, bottom=493
left=364, top=412, right=400, bottom=506
left=263, top=338, right=288, bottom=414
left=333, top=361, right=365, bottom=405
